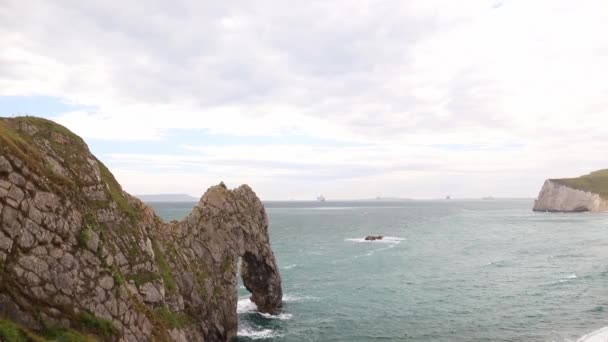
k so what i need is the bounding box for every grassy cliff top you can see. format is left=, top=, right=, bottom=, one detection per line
left=551, top=169, right=608, bottom=199
left=0, top=116, right=137, bottom=216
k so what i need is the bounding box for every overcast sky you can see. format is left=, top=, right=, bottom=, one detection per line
left=1, top=0, right=608, bottom=200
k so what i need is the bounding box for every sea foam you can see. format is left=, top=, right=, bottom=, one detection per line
left=576, top=326, right=608, bottom=342
left=237, top=327, right=282, bottom=339
left=237, top=296, right=298, bottom=319
left=237, top=297, right=258, bottom=314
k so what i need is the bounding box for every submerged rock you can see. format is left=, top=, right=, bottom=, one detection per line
left=364, top=235, right=384, bottom=241
left=0, top=117, right=282, bottom=341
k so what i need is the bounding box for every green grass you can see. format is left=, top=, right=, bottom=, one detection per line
left=154, top=307, right=192, bottom=329
left=0, top=117, right=140, bottom=216
left=0, top=319, right=94, bottom=342
left=151, top=240, right=177, bottom=294
left=77, top=312, right=117, bottom=339
left=0, top=319, right=28, bottom=342
left=112, top=269, right=125, bottom=286
left=0, top=117, right=81, bottom=196
left=97, top=162, right=138, bottom=219
left=552, top=169, right=608, bottom=199
left=83, top=214, right=98, bottom=230
left=77, top=228, right=90, bottom=249
left=41, top=327, right=95, bottom=342
left=17, top=117, right=84, bottom=143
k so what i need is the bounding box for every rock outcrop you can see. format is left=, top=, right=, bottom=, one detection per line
left=364, top=235, right=383, bottom=241
left=0, top=117, right=282, bottom=341
left=533, top=173, right=608, bottom=212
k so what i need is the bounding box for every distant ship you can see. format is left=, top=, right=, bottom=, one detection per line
left=445, top=195, right=451, bottom=200
left=317, top=195, right=326, bottom=202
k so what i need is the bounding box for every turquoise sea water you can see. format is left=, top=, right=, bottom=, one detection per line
left=147, top=199, right=608, bottom=341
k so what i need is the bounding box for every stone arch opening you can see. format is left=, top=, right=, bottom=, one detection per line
left=239, top=250, right=282, bottom=314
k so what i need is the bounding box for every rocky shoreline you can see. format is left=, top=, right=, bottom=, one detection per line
left=0, top=117, right=282, bottom=341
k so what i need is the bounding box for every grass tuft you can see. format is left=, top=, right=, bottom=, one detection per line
left=154, top=307, right=192, bottom=329
left=77, top=312, right=117, bottom=339
left=0, top=319, right=28, bottom=342
left=151, top=240, right=176, bottom=294
left=78, top=228, right=90, bottom=248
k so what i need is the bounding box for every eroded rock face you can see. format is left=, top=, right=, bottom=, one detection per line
left=533, top=180, right=608, bottom=212
left=0, top=117, right=282, bottom=341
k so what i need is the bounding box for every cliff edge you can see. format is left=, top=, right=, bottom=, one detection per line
left=0, top=116, right=282, bottom=341
left=533, top=170, right=608, bottom=212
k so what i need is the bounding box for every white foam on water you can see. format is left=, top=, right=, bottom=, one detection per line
left=282, top=294, right=318, bottom=302
left=345, top=236, right=405, bottom=244
left=237, top=297, right=258, bottom=314
left=556, top=274, right=579, bottom=284
left=366, top=244, right=397, bottom=256
left=283, top=264, right=297, bottom=270
left=238, top=295, right=301, bottom=318
left=576, top=326, right=608, bottom=342
left=259, top=312, right=293, bottom=320
left=237, top=327, right=282, bottom=340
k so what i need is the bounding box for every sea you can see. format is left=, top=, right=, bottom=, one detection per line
left=147, top=199, right=608, bottom=342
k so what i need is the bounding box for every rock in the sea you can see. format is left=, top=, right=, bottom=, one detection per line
left=365, top=235, right=384, bottom=241
left=0, top=117, right=282, bottom=341
left=533, top=171, right=608, bottom=212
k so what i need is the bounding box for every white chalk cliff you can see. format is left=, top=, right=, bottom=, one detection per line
left=533, top=180, right=608, bottom=212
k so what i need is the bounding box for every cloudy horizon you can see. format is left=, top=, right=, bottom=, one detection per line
left=2, top=0, right=608, bottom=200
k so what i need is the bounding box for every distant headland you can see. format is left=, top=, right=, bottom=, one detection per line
left=533, top=169, right=608, bottom=212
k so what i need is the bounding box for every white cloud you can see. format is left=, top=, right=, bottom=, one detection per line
left=2, top=0, right=608, bottom=198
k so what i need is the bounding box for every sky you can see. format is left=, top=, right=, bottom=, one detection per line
left=1, top=0, right=608, bottom=200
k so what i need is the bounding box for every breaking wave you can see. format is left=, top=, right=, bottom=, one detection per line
left=237, top=327, right=282, bottom=340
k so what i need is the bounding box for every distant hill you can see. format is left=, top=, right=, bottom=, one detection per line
left=137, top=193, right=198, bottom=202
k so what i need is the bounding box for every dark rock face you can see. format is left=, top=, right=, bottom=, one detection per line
left=0, top=117, right=282, bottom=341
left=364, top=235, right=384, bottom=241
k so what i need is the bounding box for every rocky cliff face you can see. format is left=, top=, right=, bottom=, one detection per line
left=533, top=179, right=608, bottom=212
left=0, top=117, right=282, bottom=341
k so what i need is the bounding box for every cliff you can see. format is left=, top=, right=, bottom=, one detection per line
left=533, top=170, right=608, bottom=212
left=0, top=117, right=282, bottom=341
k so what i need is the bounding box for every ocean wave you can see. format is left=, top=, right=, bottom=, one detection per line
left=576, top=326, right=608, bottom=342
left=259, top=312, right=293, bottom=320
left=237, top=327, right=282, bottom=340
left=543, top=273, right=580, bottom=286
left=237, top=298, right=258, bottom=314
left=366, top=244, right=397, bottom=256
left=345, top=236, right=405, bottom=244
left=282, top=264, right=297, bottom=270
left=557, top=274, right=578, bottom=283
left=238, top=295, right=306, bottom=317
left=282, top=294, right=318, bottom=302
left=483, top=260, right=510, bottom=267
